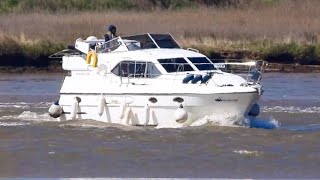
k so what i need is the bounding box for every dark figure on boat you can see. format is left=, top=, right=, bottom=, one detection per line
left=104, top=25, right=117, bottom=42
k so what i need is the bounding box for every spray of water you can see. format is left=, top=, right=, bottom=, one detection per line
left=263, top=106, right=320, bottom=113
left=18, top=111, right=59, bottom=122
left=191, top=113, right=280, bottom=130
left=0, top=122, right=30, bottom=126
left=191, top=113, right=241, bottom=127
left=244, top=116, right=280, bottom=129
left=1, top=109, right=281, bottom=129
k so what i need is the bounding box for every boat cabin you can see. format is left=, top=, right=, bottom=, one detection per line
left=67, top=33, right=220, bottom=84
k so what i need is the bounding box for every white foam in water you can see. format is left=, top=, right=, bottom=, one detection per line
left=233, top=150, right=260, bottom=156
left=0, top=121, right=30, bottom=126
left=189, top=112, right=280, bottom=130
left=191, top=113, right=244, bottom=127
left=18, top=111, right=59, bottom=122
left=0, top=102, right=30, bottom=109
left=155, top=113, right=242, bottom=128
left=262, top=106, right=320, bottom=113
left=0, top=115, right=13, bottom=120
left=36, top=102, right=52, bottom=108
left=0, top=102, right=51, bottom=109
left=59, top=123, right=104, bottom=129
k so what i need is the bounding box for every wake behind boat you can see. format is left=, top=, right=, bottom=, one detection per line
left=49, top=33, right=266, bottom=128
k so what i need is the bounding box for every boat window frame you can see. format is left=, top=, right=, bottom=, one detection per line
left=122, top=33, right=180, bottom=50
left=187, top=57, right=217, bottom=71
left=95, top=36, right=129, bottom=53
left=111, top=60, right=161, bottom=78
left=157, top=58, right=195, bottom=73
left=149, top=34, right=180, bottom=49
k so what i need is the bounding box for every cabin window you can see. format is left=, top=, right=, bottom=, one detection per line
left=158, top=58, right=194, bottom=73
left=188, top=57, right=216, bottom=70
left=111, top=61, right=161, bottom=78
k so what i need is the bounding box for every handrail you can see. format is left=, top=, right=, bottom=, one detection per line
left=113, top=59, right=267, bottom=85
left=49, top=49, right=82, bottom=59
left=210, top=59, right=268, bottom=84
left=187, top=48, right=199, bottom=52
left=95, top=37, right=127, bottom=53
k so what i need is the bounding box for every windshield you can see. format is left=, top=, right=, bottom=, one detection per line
left=122, top=34, right=180, bottom=50
left=158, top=58, right=194, bottom=73
left=188, top=57, right=216, bottom=70
left=150, top=34, right=180, bottom=48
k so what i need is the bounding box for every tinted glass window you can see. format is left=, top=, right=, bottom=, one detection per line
left=158, top=58, right=194, bottom=73
left=146, top=62, right=161, bottom=78
left=122, top=34, right=156, bottom=49
left=122, top=34, right=180, bottom=49
left=155, top=39, right=178, bottom=48
left=188, top=57, right=216, bottom=70
left=151, top=34, right=180, bottom=48
left=112, top=61, right=160, bottom=78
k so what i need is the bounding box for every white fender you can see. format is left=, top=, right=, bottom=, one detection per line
left=144, top=104, right=150, bottom=126
left=48, top=102, right=63, bottom=118
left=119, top=102, right=127, bottom=119
left=124, top=106, right=132, bottom=125
left=174, top=104, right=188, bottom=123
left=70, top=97, right=79, bottom=120
left=125, top=96, right=134, bottom=104
left=97, top=96, right=106, bottom=116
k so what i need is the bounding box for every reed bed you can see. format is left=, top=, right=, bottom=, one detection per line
left=0, top=0, right=320, bottom=65
left=1, top=3, right=320, bottom=44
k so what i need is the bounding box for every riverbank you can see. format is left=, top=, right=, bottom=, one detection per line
left=1, top=37, right=320, bottom=73
left=0, top=2, right=320, bottom=71
left=0, top=36, right=320, bottom=66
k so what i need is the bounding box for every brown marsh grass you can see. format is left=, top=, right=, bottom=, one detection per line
left=0, top=0, right=319, bottom=51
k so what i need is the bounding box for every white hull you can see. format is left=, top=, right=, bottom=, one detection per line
left=58, top=92, right=260, bottom=128
left=50, top=33, right=266, bottom=128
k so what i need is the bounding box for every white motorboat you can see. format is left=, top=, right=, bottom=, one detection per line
left=49, top=33, right=266, bottom=128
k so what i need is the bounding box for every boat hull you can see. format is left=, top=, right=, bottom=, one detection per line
left=58, top=91, right=260, bottom=128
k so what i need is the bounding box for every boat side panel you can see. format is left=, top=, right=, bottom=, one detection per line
left=58, top=92, right=259, bottom=127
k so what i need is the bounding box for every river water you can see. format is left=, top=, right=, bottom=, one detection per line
left=0, top=73, right=319, bottom=178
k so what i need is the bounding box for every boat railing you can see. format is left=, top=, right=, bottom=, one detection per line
left=95, top=37, right=126, bottom=53
left=49, top=47, right=83, bottom=59
left=116, top=60, right=267, bottom=85
left=211, top=59, right=268, bottom=84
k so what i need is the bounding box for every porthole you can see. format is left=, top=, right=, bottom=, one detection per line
left=149, top=97, right=158, bottom=103
left=173, top=97, right=184, bottom=103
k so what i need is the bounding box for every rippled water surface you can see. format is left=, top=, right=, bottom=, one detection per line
left=0, top=73, right=319, bottom=178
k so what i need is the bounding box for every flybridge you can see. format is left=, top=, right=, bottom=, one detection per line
left=75, top=33, right=180, bottom=54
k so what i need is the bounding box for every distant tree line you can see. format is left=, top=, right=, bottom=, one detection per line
left=0, top=0, right=283, bottom=13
